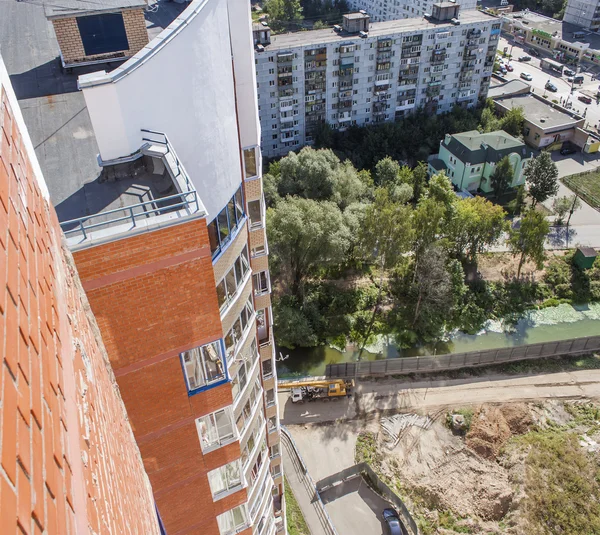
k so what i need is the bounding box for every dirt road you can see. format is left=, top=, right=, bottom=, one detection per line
left=357, top=369, right=600, bottom=414
left=279, top=369, right=600, bottom=425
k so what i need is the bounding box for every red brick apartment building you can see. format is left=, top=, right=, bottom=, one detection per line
left=0, top=57, right=161, bottom=535
left=1, top=0, right=283, bottom=533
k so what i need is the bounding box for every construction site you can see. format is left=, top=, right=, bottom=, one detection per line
left=278, top=363, right=600, bottom=535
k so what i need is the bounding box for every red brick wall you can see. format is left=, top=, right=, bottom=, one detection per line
left=0, top=76, right=159, bottom=533
left=72, top=206, right=241, bottom=533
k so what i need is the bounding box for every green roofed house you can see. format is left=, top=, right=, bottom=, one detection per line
left=429, top=130, right=532, bottom=193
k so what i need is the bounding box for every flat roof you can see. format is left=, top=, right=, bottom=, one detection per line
left=344, top=12, right=369, bottom=19
left=495, top=93, right=583, bottom=130
left=44, top=0, right=147, bottom=20
left=503, top=11, right=600, bottom=52
left=487, top=79, right=531, bottom=98
left=0, top=0, right=184, bottom=222
left=265, top=10, right=496, bottom=50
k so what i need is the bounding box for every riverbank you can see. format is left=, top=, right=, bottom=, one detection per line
left=276, top=303, right=600, bottom=378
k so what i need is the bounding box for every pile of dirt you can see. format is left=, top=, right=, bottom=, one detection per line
left=466, top=403, right=533, bottom=459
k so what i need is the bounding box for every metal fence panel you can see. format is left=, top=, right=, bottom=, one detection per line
left=326, top=336, right=600, bottom=378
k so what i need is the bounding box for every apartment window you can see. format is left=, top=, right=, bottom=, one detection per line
left=270, top=443, right=280, bottom=459
left=262, top=357, right=273, bottom=379
left=217, top=505, right=248, bottom=535
left=268, top=416, right=277, bottom=432
left=216, top=246, right=250, bottom=311
left=224, top=296, right=255, bottom=362
left=208, top=461, right=243, bottom=499
left=231, top=340, right=258, bottom=402
left=196, top=408, right=236, bottom=452
left=271, top=464, right=282, bottom=478
left=248, top=199, right=262, bottom=228
left=208, top=186, right=245, bottom=259
left=243, top=147, right=258, bottom=178
left=253, top=271, right=269, bottom=296
left=181, top=341, right=226, bottom=393
left=266, top=388, right=275, bottom=407
left=252, top=244, right=266, bottom=258
left=77, top=13, right=128, bottom=56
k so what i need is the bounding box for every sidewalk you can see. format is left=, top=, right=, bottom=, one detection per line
left=281, top=430, right=336, bottom=535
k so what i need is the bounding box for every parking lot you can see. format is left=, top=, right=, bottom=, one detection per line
left=494, top=35, right=600, bottom=130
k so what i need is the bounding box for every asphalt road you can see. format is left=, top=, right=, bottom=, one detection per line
left=496, top=36, right=600, bottom=129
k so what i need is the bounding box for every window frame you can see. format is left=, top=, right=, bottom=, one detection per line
left=208, top=460, right=245, bottom=500
left=208, top=185, right=246, bottom=260
left=243, top=147, right=259, bottom=179
left=180, top=340, right=228, bottom=394
left=216, top=505, right=248, bottom=535
left=216, top=246, right=251, bottom=312
left=196, top=407, right=237, bottom=453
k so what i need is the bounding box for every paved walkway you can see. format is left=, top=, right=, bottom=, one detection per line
left=281, top=430, right=336, bottom=535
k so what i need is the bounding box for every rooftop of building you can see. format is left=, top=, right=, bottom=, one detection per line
left=443, top=129, right=528, bottom=164
left=494, top=93, right=584, bottom=130
left=43, top=0, right=147, bottom=20
left=487, top=78, right=531, bottom=98
left=502, top=10, right=600, bottom=51
left=0, top=0, right=186, bottom=227
left=344, top=11, right=370, bottom=19
left=253, top=21, right=270, bottom=31
left=263, top=10, right=496, bottom=50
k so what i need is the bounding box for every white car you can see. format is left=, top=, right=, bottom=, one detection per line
left=520, top=72, right=533, bottom=81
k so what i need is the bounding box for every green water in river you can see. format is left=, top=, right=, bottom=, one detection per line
left=276, top=303, right=600, bottom=378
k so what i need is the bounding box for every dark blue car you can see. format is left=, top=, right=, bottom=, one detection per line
left=382, top=509, right=409, bottom=535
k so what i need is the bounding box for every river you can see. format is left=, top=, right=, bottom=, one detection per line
left=276, top=303, right=600, bottom=378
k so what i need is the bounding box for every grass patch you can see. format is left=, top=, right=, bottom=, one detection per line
left=355, top=431, right=382, bottom=469
left=446, top=408, right=474, bottom=433
left=562, top=170, right=600, bottom=210
left=438, top=511, right=473, bottom=533
left=512, top=427, right=600, bottom=534
left=284, top=477, right=310, bottom=535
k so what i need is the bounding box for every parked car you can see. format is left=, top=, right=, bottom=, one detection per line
left=568, top=75, right=585, bottom=84
left=528, top=47, right=541, bottom=57
left=506, top=63, right=514, bottom=72
left=520, top=72, right=533, bottom=81
left=578, top=95, right=592, bottom=104
left=382, top=509, right=409, bottom=535
left=518, top=55, right=532, bottom=62
left=560, top=145, right=577, bottom=155
left=545, top=81, right=558, bottom=92
left=564, top=68, right=576, bottom=77
left=499, top=66, right=507, bottom=75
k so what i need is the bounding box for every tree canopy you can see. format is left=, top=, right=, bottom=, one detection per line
left=490, top=155, right=514, bottom=198
left=525, top=151, right=559, bottom=207
left=508, top=209, right=550, bottom=278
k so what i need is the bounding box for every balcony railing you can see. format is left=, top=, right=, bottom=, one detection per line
left=61, top=130, right=201, bottom=243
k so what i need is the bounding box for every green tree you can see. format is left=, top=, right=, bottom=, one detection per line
left=273, top=297, right=318, bottom=348
left=331, top=160, right=369, bottom=210
left=358, top=188, right=414, bottom=354
left=312, top=20, right=327, bottom=29
left=552, top=194, right=581, bottom=225
left=490, top=155, right=514, bottom=198
left=278, top=147, right=339, bottom=200
left=264, top=0, right=303, bottom=28
left=411, top=245, right=457, bottom=338
left=267, top=197, right=351, bottom=297
left=525, top=151, right=559, bottom=207
left=424, top=172, right=456, bottom=219
left=447, top=197, right=508, bottom=262
left=508, top=209, right=550, bottom=279
left=374, top=156, right=401, bottom=186
left=412, top=162, right=428, bottom=202
left=263, top=173, right=281, bottom=207
left=479, top=100, right=501, bottom=133
left=412, top=196, right=446, bottom=264
left=499, top=107, right=525, bottom=137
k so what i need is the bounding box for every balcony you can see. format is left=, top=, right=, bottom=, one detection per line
left=278, top=88, right=294, bottom=99
left=277, top=52, right=293, bottom=63
left=60, top=130, right=204, bottom=249
left=249, top=453, right=273, bottom=521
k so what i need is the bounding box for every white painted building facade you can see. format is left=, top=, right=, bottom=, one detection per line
left=346, top=0, right=477, bottom=22
left=256, top=11, right=501, bottom=158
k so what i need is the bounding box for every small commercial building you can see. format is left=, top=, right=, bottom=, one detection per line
left=44, top=0, right=149, bottom=69
left=429, top=130, right=531, bottom=193
left=494, top=93, right=586, bottom=149
left=501, top=11, right=600, bottom=65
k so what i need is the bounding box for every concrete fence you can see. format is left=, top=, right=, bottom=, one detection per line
left=326, top=336, right=600, bottom=378
left=317, top=463, right=419, bottom=535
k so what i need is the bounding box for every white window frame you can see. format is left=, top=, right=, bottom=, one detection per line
left=208, top=460, right=244, bottom=500
left=196, top=407, right=237, bottom=453
left=181, top=341, right=226, bottom=392
left=217, top=504, right=248, bottom=535
left=217, top=246, right=250, bottom=312
left=253, top=270, right=270, bottom=296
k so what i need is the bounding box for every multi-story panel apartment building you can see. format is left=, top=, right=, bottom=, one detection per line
left=346, top=0, right=477, bottom=22
left=564, top=0, right=600, bottom=32
left=1, top=0, right=283, bottom=534
left=256, top=8, right=500, bottom=158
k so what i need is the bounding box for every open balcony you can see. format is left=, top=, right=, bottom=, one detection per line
left=60, top=130, right=204, bottom=249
